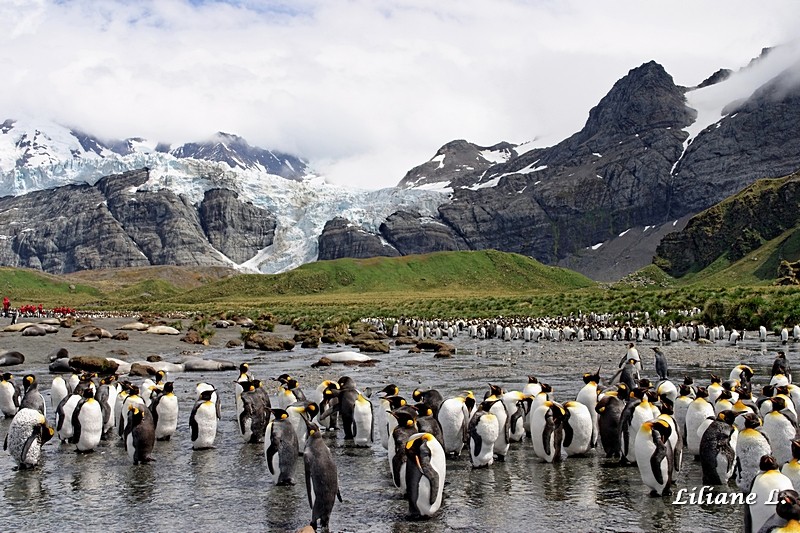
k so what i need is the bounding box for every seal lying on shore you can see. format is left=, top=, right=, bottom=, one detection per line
left=0, top=350, right=25, bottom=366
left=323, top=351, right=373, bottom=363
left=182, top=358, right=236, bottom=372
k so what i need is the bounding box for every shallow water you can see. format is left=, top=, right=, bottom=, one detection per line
left=0, top=334, right=794, bottom=532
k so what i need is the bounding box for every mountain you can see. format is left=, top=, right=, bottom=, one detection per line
left=317, top=46, right=800, bottom=281
left=3, top=46, right=800, bottom=280
left=654, top=171, right=800, bottom=278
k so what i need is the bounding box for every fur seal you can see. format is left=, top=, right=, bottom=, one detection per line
left=0, top=350, right=25, bottom=366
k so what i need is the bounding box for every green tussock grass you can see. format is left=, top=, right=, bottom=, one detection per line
left=0, top=267, right=101, bottom=307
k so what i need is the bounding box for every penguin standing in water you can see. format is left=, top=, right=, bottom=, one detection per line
left=634, top=419, right=674, bottom=496
left=70, top=388, right=103, bottom=453
left=195, top=383, right=221, bottom=421
left=468, top=400, right=499, bottom=468
left=56, top=390, right=82, bottom=443
left=20, top=374, right=45, bottom=416
left=264, top=408, right=299, bottom=486
left=375, top=384, right=399, bottom=449
left=773, top=351, right=792, bottom=384
left=563, top=401, right=593, bottom=457
left=304, top=421, right=342, bottom=532
left=405, top=433, right=446, bottom=518
left=119, top=385, right=146, bottom=439
left=530, top=401, right=568, bottom=463
left=502, top=390, right=530, bottom=444
left=746, top=455, right=795, bottom=533
left=320, top=377, right=359, bottom=440
left=383, top=396, right=409, bottom=452
left=413, top=404, right=444, bottom=449
left=150, top=382, right=179, bottom=442
left=390, top=409, right=419, bottom=490
left=352, top=393, right=373, bottom=447
left=0, top=373, right=19, bottom=418
left=124, top=406, right=155, bottom=465
left=596, top=389, right=626, bottom=459
left=735, top=412, right=773, bottom=490
left=576, top=368, right=601, bottom=448
left=239, top=381, right=269, bottom=444
left=95, top=376, right=118, bottom=439
left=657, top=397, right=683, bottom=473
left=234, top=362, right=253, bottom=415
left=700, top=410, right=739, bottom=485
left=685, top=387, right=714, bottom=457
left=437, top=395, right=474, bottom=456
left=619, top=359, right=640, bottom=393
left=190, top=390, right=218, bottom=450
left=50, top=375, right=69, bottom=416
left=3, top=408, right=53, bottom=469
left=317, top=380, right=340, bottom=431
left=653, top=347, right=669, bottom=381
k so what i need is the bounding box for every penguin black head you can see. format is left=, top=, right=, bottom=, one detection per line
left=683, top=376, right=694, bottom=386
left=650, top=419, right=672, bottom=442
left=638, top=378, right=653, bottom=389
left=739, top=365, right=754, bottom=382
left=40, top=423, right=55, bottom=445
left=239, top=362, right=250, bottom=373
left=304, top=402, right=319, bottom=416
left=717, top=390, right=732, bottom=401
left=390, top=410, right=417, bottom=428
left=275, top=374, right=291, bottom=384
left=791, top=439, right=800, bottom=461
left=631, top=387, right=647, bottom=400
left=163, top=382, right=174, bottom=394
left=550, top=403, right=568, bottom=424
left=338, top=376, right=355, bottom=389
left=760, top=454, right=780, bottom=472
left=678, top=384, right=693, bottom=397
left=23, top=374, right=36, bottom=389
left=199, top=390, right=215, bottom=402
left=615, top=383, right=630, bottom=400
left=488, top=384, right=504, bottom=398
left=527, top=375, right=539, bottom=384
left=128, top=406, right=144, bottom=424
left=695, top=387, right=709, bottom=399
left=777, top=351, right=787, bottom=359
left=285, top=378, right=300, bottom=390
left=478, top=399, right=500, bottom=413
left=405, top=433, right=434, bottom=455
left=709, top=374, right=721, bottom=384
left=582, top=367, right=601, bottom=385
left=82, top=388, right=94, bottom=399
left=129, top=385, right=141, bottom=397
left=659, top=396, right=674, bottom=415
left=775, top=490, right=800, bottom=521
left=378, top=384, right=399, bottom=397
left=1, top=372, right=11, bottom=381
left=771, top=396, right=788, bottom=412
left=305, top=421, right=322, bottom=439
left=541, top=383, right=553, bottom=394
left=412, top=389, right=423, bottom=402
left=776, top=385, right=791, bottom=396
left=385, top=395, right=407, bottom=410
left=269, top=408, right=290, bottom=420
left=741, top=413, right=761, bottom=430
left=717, top=409, right=738, bottom=426
left=464, top=395, right=476, bottom=412
left=412, top=403, right=433, bottom=417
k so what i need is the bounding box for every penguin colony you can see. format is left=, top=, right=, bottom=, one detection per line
left=4, top=330, right=800, bottom=531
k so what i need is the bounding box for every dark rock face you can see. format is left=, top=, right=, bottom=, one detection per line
left=670, top=67, right=800, bottom=216
left=0, top=168, right=274, bottom=273
left=198, top=189, right=276, bottom=263
left=397, top=140, right=517, bottom=190
left=654, top=173, right=800, bottom=277
left=438, top=61, right=696, bottom=264
left=317, top=217, right=399, bottom=260
left=379, top=211, right=468, bottom=255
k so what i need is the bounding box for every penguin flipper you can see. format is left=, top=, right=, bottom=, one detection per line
left=265, top=437, right=278, bottom=476
left=70, top=399, right=85, bottom=445
left=391, top=442, right=405, bottom=487
left=337, top=488, right=343, bottom=503
left=189, top=402, right=201, bottom=442
left=471, top=431, right=483, bottom=459
left=304, top=458, right=313, bottom=508
left=650, top=445, right=666, bottom=486
left=563, top=420, right=574, bottom=448
left=418, top=452, right=440, bottom=506
left=21, top=432, right=39, bottom=463
left=3, top=433, right=7, bottom=451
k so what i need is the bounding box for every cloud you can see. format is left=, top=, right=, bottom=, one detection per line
left=1, top=0, right=799, bottom=189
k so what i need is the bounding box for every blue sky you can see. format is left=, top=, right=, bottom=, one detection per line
left=2, top=0, right=799, bottom=188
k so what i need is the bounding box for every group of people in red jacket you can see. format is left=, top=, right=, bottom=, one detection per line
left=2, top=296, right=74, bottom=319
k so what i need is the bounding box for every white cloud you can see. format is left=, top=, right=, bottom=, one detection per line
left=1, top=0, right=799, bottom=189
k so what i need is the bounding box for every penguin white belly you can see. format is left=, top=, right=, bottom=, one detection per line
left=408, top=432, right=446, bottom=516
left=685, top=400, right=714, bottom=456
left=626, top=405, right=657, bottom=463
left=437, top=401, right=467, bottom=455
left=0, top=382, right=17, bottom=417
left=75, top=401, right=103, bottom=452
left=57, top=395, right=81, bottom=441
left=126, top=432, right=136, bottom=461
left=50, top=378, right=68, bottom=414
left=8, top=409, right=46, bottom=467
left=192, top=404, right=218, bottom=449
left=489, top=402, right=509, bottom=458
left=576, top=385, right=598, bottom=446
left=470, top=414, right=498, bottom=467
left=376, top=401, right=390, bottom=450
left=736, top=429, right=772, bottom=490
left=763, top=413, right=795, bottom=464
left=353, top=401, right=373, bottom=446
left=634, top=431, right=666, bottom=494
left=564, top=402, right=593, bottom=456
left=781, top=460, right=800, bottom=489
left=287, top=408, right=308, bottom=454
left=154, top=396, right=179, bottom=440
left=530, top=405, right=555, bottom=462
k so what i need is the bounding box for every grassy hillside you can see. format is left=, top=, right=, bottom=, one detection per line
left=0, top=267, right=102, bottom=307
left=171, top=250, right=595, bottom=304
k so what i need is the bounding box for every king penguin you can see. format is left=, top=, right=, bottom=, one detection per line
left=736, top=413, right=773, bottom=492
left=352, top=392, right=374, bottom=447
left=390, top=409, right=418, bottom=489
left=3, top=408, right=53, bottom=469
left=563, top=401, right=593, bottom=457
left=699, top=410, right=739, bottom=485
left=468, top=399, right=500, bottom=468
left=530, top=401, right=568, bottom=463
left=20, top=374, right=45, bottom=417
left=634, top=419, right=674, bottom=496
left=124, top=406, right=155, bottom=465
left=150, top=382, right=179, bottom=442
left=405, top=433, right=446, bottom=518
left=746, top=455, right=795, bottom=533
left=264, top=408, right=299, bottom=486
left=596, top=389, right=626, bottom=459
left=303, top=421, right=342, bottom=531
left=0, top=373, right=19, bottom=418
left=576, top=368, right=601, bottom=448
left=70, top=388, right=103, bottom=453
left=781, top=439, right=800, bottom=490
left=190, top=389, right=218, bottom=450
left=437, top=394, right=473, bottom=456
left=757, top=489, right=800, bottom=532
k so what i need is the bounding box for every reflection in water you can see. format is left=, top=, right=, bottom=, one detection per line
left=0, top=336, right=767, bottom=531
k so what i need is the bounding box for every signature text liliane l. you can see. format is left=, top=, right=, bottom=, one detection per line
left=673, top=486, right=782, bottom=506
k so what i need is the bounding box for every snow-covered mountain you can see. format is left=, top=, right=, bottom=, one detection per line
left=0, top=118, right=447, bottom=274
